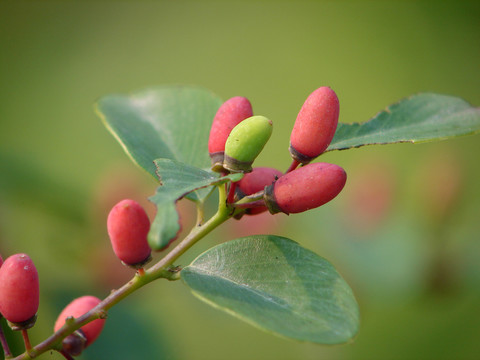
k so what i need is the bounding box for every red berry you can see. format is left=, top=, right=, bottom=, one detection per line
left=54, top=296, right=105, bottom=347
left=107, top=199, right=152, bottom=268
left=289, top=87, right=339, bottom=164
left=0, top=254, right=39, bottom=326
left=235, top=167, right=283, bottom=215
left=0, top=253, right=3, bottom=267
left=265, top=163, right=346, bottom=214
left=208, top=97, right=253, bottom=172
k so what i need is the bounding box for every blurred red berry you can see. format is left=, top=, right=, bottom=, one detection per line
left=235, top=167, right=283, bottom=215
left=0, top=254, right=39, bottom=326
left=107, top=199, right=152, bottom=268
left=208, top=97, right=253, bottom=172
left=54, top=296, right=105, bottom=348
left=265, top=163, right=346, bottom=214
left=289, top=87, right=339, bottom=164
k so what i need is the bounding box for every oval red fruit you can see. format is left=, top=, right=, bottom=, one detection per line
left=0, top=253, right=39, bottom=325
left=54, top=296, right=105, bottom=347
left=208, top=97, right=253, bottom=172
left=236, top=167, right=283, bottom=215
left=107, top=199, right=152, bottom=267
left=289, top=87, right=339, bottom=164
left=265, top=163, right=346, bottom=214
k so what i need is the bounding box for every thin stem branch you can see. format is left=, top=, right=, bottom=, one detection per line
left=149, top=184, right=231, bottom=274
left=227, top=181, right=237, bottom=204
left=21, top=330, right=32, bottom=353
left=11, top=185, right=233, bottom=360
left=0, top=321, right=13, bottom=359
left=233, top=191, right=264, bottom=205
left=233, top=200, right=265, bottom=209
left=285, top=159, right=300, bottom=173
left=195, top=200, right=205, bottom=226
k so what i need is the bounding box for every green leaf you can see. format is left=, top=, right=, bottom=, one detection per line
left=95, top=85, right=223, bottom=178
left=148, top=159, right=242, bottom=250
left=181, top=235, right=359, bottom=344
left=327, top=93, right=480, bottom=151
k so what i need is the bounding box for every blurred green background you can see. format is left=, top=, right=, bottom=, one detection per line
left=1, top=1, right=479, bottom=359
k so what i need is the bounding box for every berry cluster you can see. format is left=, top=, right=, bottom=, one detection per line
left=0, top=198, right=152, bottom=358
left=208, top=86, right=346, bottom=216
left=0, top=87, right=347, bottom=359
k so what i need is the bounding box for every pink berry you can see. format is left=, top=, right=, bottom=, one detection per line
left=235, top=167, right=283, bottom=215
left=0, top=253, right=3, bottom=267
left=107, top=199, right=152, bottom=268
left=208, top=97, right=253, bottom=172
left=289, top=87, right=339, bottom=164
left=265, top=163, right=346, bottom=214
left=0, top=254, right=39, bottom=326
left=54, top=296, right=105, bottom=347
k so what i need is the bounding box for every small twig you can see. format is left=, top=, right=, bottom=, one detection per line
left=233, top=191, right=264, bottom=205
left=59, top=350, right=75, bottom=360
left=233, top=200, right=265, bottom=209
left=227, top=181, right=237, bottom=204
left=11, top=185, right=233, bottom=360
left=195, top=200, right=205, bottom=226
left=0, top=321, right=13, bottom=359
left=21, top=329, right=32, bottom=353
left=285, top=159, right=300, bottom=173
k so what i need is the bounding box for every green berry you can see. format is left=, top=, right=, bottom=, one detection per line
left=224, top=115, right=273, bottom=173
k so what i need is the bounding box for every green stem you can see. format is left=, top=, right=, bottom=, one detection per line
left=148, top=184, right=231, bottom=274
left=195, top=200, right=205, bottom=226
left=11, top=185, right=232, bottom=360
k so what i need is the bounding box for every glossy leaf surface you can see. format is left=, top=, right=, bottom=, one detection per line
left=96, top=85, right=223, bottom=178
left=181, top=235, right=359, bottom=344
left=327, top=93, right=480, bottom=151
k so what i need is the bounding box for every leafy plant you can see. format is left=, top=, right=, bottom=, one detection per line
left=1, top=85, right=479, bottom=359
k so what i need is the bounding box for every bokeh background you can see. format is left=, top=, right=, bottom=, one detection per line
left=1, top=1, right=479, bottom=359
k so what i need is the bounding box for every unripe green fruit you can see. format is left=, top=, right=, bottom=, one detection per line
left=107, top=199, right=152, bottom=268
left=265, top=162, right=346, bottom=214
left=0, top=253, right=39, bottom=328
left=289, top=87, right=339, bottom=164
left=224, top=115, right=273, bottom=173
left=208, top=97, right=253, bottom=172
left=54, top=296, right=105, bottom=350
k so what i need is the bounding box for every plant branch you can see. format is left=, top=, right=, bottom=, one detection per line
left=148, top=184, right=231, bottom=274
left=195, top=200, right=205, bottom=226
left=285, top=159, right=300, bottom=173
left=233, top=191, right=264, bottom=205
left=21, top=330, right=32, bottom=353
left=0, top=320, right=13, bottom=359
left=11, top=185, right=232, bottom=360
